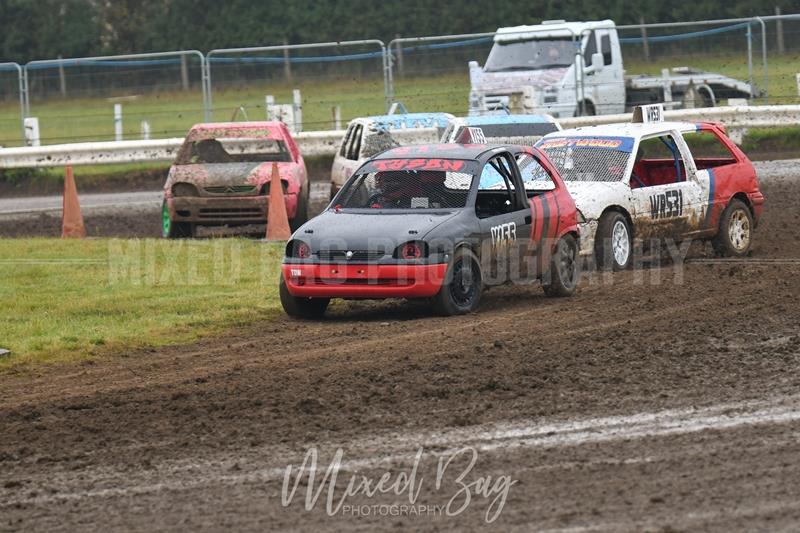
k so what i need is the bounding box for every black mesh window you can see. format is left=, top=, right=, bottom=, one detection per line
left=539, top=144, right=631, bottom=183
left=337, top=170, right=473, bottom=209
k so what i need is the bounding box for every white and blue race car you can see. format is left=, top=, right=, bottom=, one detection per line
left=535, top=107, right=764, bottom=269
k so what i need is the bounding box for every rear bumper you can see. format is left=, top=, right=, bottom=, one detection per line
left=282, top=263, right=448, bottom=299
left=168, top=193, right=297, bottom=224
left=749, top=191, right=765, bottom=225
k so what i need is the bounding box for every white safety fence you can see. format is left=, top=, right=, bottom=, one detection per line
left=0, top=105, right=798, bottom=169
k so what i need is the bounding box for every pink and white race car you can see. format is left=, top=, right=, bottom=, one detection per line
left=162, top=121, right=308, bottom=238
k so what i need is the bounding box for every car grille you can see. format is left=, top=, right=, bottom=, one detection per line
left=313, top=278, right=412, bottom=286
left=317, top=250, right=385, bottom=262
left=197, top=207, right=264, bottom=219
left=204, top=185, right=259, bottom=195
left=484, top=94, right=510, bottom=109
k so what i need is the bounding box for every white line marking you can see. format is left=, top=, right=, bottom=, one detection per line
left=3, top=395, right=800, bottom=507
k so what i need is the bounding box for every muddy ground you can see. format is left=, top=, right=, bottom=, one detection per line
left=1, top=173, right=800, bottom=531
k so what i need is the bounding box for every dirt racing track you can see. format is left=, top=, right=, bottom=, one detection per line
left=2, top=163, right=800, bottom=531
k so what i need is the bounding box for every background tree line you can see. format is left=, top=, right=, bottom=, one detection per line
left=0, top=0, right=795, bottom=62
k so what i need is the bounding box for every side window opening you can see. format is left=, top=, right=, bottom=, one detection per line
left=630, top=134, right=686, bottom=189
left=516, top=153, right=556, bottom=194
left=347, top=125, right=363, bottom=161
left=476, top=154, right=523, bottom=219
left=339, top=125, right=354, bottom=157
left=682, top=130, right=737, bottom=170
left=601, top=34, right=612, bottom=65
left=583, top=31, right=597, bottom=66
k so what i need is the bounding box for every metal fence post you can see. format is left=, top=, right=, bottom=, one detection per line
left=22, top=66, right=30, bottom=117
left=203, top=57, right=214, bottom=122
left=383, top=42, right=393, bottom=111
left=747, top=22, right=754, bottom=94
left=639, top=17, right=650, bottom=61
left=775, top=7, right=785, bottom=54
left=0, top=63, right=27, bottom=143
left=754, top=17, right=768, bottom=104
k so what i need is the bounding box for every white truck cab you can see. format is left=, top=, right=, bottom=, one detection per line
left=469, top=20, right=756, bottom=118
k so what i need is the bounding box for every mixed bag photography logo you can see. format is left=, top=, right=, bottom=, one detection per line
left=280, top=446, right=517, bottom=523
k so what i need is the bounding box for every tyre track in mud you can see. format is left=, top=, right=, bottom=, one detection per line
left=1, top=175, right=800, bottom=531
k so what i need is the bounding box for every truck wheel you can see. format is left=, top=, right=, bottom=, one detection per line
left=578, top=101, right=595, bottom=116
left=595, top=211, right=631, bottom=270
left=161, top=200, right=193, bottom=238
left=279, top=276, right=329, bottom=319
left=712, top=199, right=753, bottom=257
left=290, top=181, right=310, bottom=232
left=543, top=234, right=579, bottom=297
left=432, top=248, right=482, bottom=315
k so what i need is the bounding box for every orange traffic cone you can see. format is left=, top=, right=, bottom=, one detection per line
left=62, top=166, right=86, bottom=238
left=265, top=163, right=291, bottom=241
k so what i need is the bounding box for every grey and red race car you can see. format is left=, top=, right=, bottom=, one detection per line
left=280, top=143, right=580, bottom=317
left=162, top=121, right=308, bottom=238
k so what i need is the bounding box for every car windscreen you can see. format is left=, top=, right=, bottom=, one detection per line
left=335, top=159, right=477, bottom=210
left=485, top=37, right=575, bottom=72
left=536, top=136, right=634, bottom=182
left=177, top=137, right=292, bottom=164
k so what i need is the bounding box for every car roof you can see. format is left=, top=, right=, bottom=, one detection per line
left=454, top=114, right=558, bottom=126
left=495, top=20, right=614, bottom=42
left=544, top=121, right=698, bottom=140
left=186, top=121, right=288, bottom=139
left=189, top=121, right=286, bottom=132
left=373, top=143, right=510, bottom=161
left=355, top=113, right=454, bottom=129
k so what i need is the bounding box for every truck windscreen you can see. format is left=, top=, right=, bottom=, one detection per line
left=484, top=38, right=575, bottom=72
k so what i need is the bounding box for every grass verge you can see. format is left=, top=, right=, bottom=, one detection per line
left=0, top=238, right=285, bottom=370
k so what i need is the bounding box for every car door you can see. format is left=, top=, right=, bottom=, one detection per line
left=475, top=152, right=532, bottom=285
left=680, top=125, right=748, bottom=238
left=515, top=150, right=565, bottom=279
left=628, top=132, right=704, bottom=241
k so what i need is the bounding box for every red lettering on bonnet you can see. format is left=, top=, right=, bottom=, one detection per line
left=372, top=159, right=465, bottom=172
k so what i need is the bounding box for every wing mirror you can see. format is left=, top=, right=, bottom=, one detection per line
left=592, top=52, right=603, bottom=72
left=587, top=52, right=604, bottom=74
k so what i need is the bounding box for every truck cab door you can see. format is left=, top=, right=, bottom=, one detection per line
left=475, top=152, right=532, bottom=286
left=593, top=29, right=626, bottom=115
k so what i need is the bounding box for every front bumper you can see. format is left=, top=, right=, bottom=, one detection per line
left=168, top=193, right=297, bottom=225
left=576, top=221, right=598, bottom=256
left=282, top=263, right=448, bottom=299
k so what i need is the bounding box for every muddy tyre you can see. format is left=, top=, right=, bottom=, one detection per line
left=712, top=199, right=753, bottom=257
left=162, top=200, right=193, bottom=239
left=595, top=211, right=632, bottom=271
left=279, top=276, right=329, bottom=319
left=543, top=234, right=580, bottom=297
left=432, top=248, right=482, bottom=316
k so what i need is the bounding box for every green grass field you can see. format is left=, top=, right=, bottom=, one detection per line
left=2, top=53, right=796, bottom=148
left=0, top=238, right=285, bottom=370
